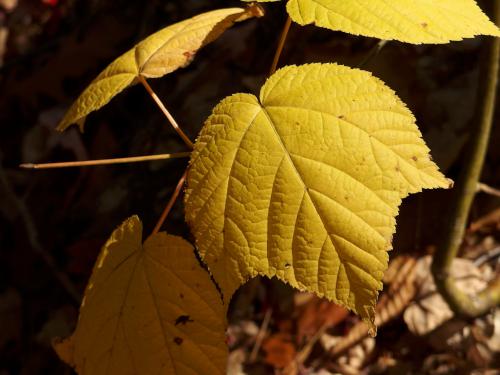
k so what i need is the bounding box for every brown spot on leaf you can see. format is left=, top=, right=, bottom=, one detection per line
left=174, top=337, right=183, bottom=345
left=421, top=22, right=428, bottom=28
left=412, top=156, right=418, bottom=162
left=179, top=293, right=184, bottom=299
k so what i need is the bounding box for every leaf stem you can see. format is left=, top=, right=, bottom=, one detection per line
left=151, top=169, right=188, bottom=235
left=431, top=0, right=500, bottom=317
left=138, top=75, right=194, bottom=149
left=19, top=152, right=191, bottom=169
left=249, top=308, right=272, bottom=362
left=269, top=15, right=292, bottom=75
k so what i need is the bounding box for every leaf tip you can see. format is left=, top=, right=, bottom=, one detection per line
left=367, top=325, right=377, bottom=338
left=242, top=3, right=265, bottom=20
left=124, top=214, right=142, bottom=230
left=55, top=120, right=68, bottom=132
left=363, top=305, right=377, bottom=337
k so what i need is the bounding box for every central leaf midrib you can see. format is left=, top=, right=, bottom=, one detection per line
left=258, top=105, right=358, bottom=270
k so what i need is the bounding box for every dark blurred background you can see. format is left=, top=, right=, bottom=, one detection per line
left=1, top=1, right=499, bottom=374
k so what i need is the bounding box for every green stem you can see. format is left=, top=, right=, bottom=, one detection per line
left=431, top=1, right=500, bottom=316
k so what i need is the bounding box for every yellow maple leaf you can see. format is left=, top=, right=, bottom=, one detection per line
left=185, top=63, right=451, bottom=329
left=57, top=6, right=262, bottom=132
left=53, top=216, right=227, bottom=375
left=249, top=0, right=500, bottom=43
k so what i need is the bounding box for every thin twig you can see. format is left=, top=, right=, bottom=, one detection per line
left=357, top=40, right=388, bottom=68
left=431, top=0, right=500, bottom=317
left=477, top=182, right=500, bottom=198
left=284, top=320, right=329, bottom=373
left=19, top=152, right=191, bottom=169
left=0, top=157, right=81, bottom=303
left=138, top=75, right=194, bottom=149
left=250, top=308, right=272, bottom=362
left=470, top=207, right=500, bottom=232
left=474, top=246, right=500, bottom=267
left=269, top=16, right=292, bottom=76
left=151, top=169, right=188, bottom=235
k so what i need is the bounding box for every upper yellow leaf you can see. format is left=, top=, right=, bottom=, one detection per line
left=53, top=216, right=227, bottom=375
left=185, top=63, right=451, bottom=329
left=57, top=6, right=262, bottom=131
left=253, top=0, right=500, bottom=43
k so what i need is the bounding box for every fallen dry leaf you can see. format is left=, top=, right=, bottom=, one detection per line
left=404, top=256, right=492, bottom=336
left=263, top=333, right=297, bottom=369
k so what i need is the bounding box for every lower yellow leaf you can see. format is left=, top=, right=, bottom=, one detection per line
left=54, top=216, right=227, bottom=375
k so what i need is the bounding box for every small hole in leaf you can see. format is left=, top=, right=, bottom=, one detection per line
left=175, top=315, right=194, bottom=326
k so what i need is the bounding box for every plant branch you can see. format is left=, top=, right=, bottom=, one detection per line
left=249, top=308, right=272, bottom=362
left=138, top=75, right=194, bottom=149
left=431, top=1, right=500, bottom=317
left=269, top=16, right=292, bottom=75
left=151, top=169, right=188, bottom=235
left=477, top=182, right=500, bottom=198
left=19, top=152, right=191, bottom=169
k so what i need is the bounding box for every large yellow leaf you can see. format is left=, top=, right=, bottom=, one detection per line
left=185, top=63, right=451, bottom=328
left=53, top=216, right=227, bottom=375
left=57, top=6, right=262, bottom=131
left=251, top=0, right=500, bottom=43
